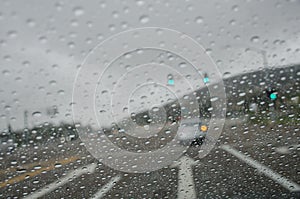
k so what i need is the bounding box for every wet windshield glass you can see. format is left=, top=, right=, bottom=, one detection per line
left=0, top=0, right=299, bottom=198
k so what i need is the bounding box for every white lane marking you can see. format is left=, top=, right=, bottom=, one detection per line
left=171, top=156, right=197, bottom=199
left=90, top=175, right=122, bottom=199
left=23, top=163, right=97, bottom=199
left=221, top=145, right=300, bottom=192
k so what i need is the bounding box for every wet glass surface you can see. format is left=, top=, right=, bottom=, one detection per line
left=0, top=0, right=299, bottom=198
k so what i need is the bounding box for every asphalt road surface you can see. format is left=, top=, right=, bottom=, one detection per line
left=0, top=118, right=299, bottom=199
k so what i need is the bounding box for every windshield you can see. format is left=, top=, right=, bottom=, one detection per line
left=0, top=0, right=299, bottom=198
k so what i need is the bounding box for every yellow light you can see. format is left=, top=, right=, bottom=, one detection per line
left=200, top=125, right=208, bottom=132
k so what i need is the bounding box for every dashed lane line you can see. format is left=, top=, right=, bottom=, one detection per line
left=171, top=156, right=197, bottom=199
left=0, top=155, right=80, bottom=175
left=90, top=174, right=122, bottom=199
left=0, top=156, right=79, bottom=189
left=221, top=145, right=300, bottom=192
left=23, top=163, right=97, bottom=199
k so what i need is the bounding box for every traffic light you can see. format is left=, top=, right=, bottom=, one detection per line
left=203, top=73, right=209, bottom=83
left=266, top=88, right=278, bottom=101
left=167, top=74, right=174, bottom=85
left=270, top=93, right=277, bottom=100
left=200, top=124, right=208, bottom=132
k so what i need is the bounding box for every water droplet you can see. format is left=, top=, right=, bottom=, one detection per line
left=34, top=165, right=42, bottom=170
left=22, top=61, right=30, bottom=67
left=36, top=136, right=42, bottom=140
left=152, top=107, right=159, bottom=112
left=49, top=80, right=57, bottom=85
left=11, top=160, right=17, bottom=165
left=124, top=53, right=132, bottom=59
left=101, top=90, right=108, bottom=94
left=195, top=16, right=203, bottom=24
left=179, top=62, right=187, bottom=68
left=136, top=0, right=145, bottom=6
left=250, top=36, right=260, bottom=43
left=32, top=111, right=42, bottom=117
left=26, top=19, right=36, bottom=27
left=139, top=15, right=149, bottom=24
left=57, top=90, right=65, bottom=95
left=73, top=7, right=84, bottom=16
left=239, top=92, right=246, bottom=97
left=229, top=19, right=236, bottom=26
left=112, top=11, right=119, bottom=18
left=2, top=70, right=10, bottom=76
left=232, top=5, right=239, bottom=12
left=223, top=72, right=231, bottom=78
left=55, top=163, right=62, bottom=168
left=210, top=97, right=219, bottom=102
left=39, top=36, right=47, bottom=44
left=7, top=30, right=17, bottom=38
left=205, top=48, right=212, bottom=55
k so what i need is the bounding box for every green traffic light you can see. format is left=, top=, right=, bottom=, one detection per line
left=168, top=79, right=174, bottom=85
left=204, top=77, right=209, bottom=83
left=270, top=93, right=277, bottom=100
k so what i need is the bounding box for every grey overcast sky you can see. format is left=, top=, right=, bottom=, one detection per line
left=0, top=0, right=299, bottom=130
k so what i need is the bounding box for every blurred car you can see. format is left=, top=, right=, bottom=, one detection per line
left=177, top=119, right=208, bottom=146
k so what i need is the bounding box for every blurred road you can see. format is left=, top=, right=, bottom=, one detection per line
left=0, top=118, right=299, bottom=199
